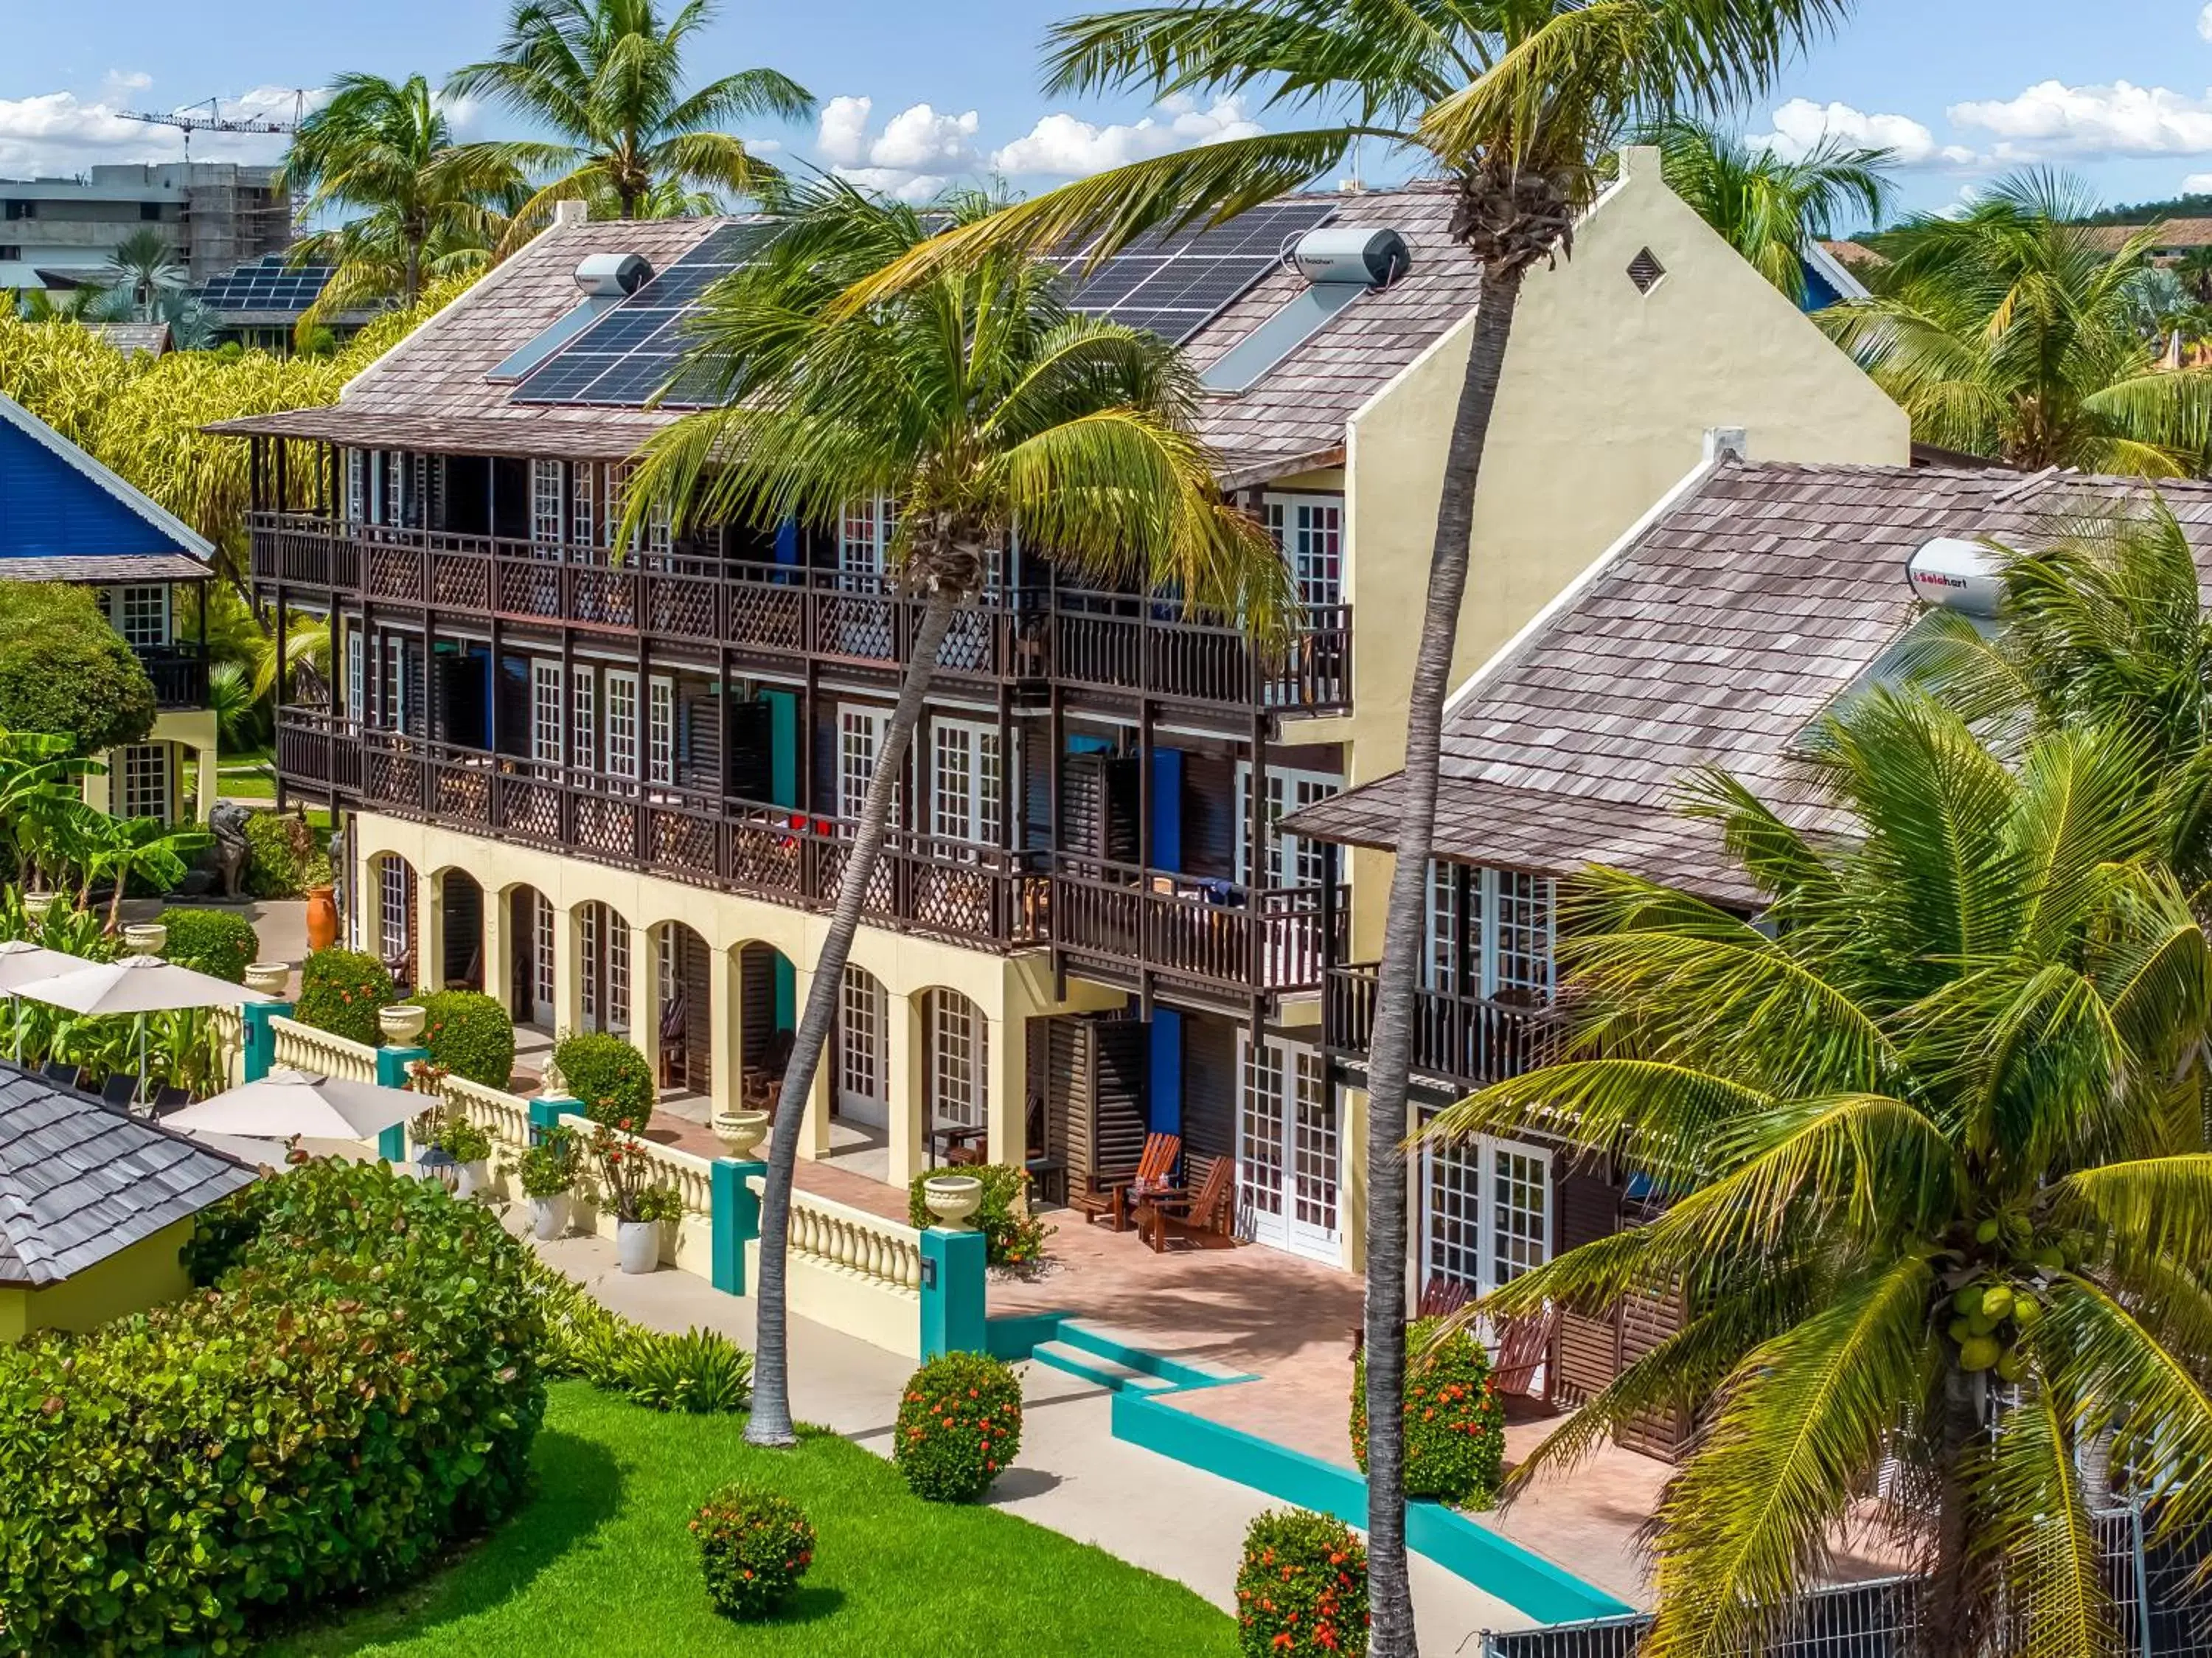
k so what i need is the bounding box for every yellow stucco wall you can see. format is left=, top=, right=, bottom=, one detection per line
left=86, top=707, right=222, bottom=823
left=0, top=1215, right=198, bottom=1342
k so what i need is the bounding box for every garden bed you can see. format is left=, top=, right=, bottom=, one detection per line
left=268, top=1380, right=1236, bottom=1657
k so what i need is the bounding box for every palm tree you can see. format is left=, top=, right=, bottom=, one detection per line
left=622, top=180, right=1292, bottom=1448
left=1427, top=687, right=2212, bottom=1656
left=283, top=72, right=521, bottom=338
left=1820, top=172, right=2212, bottom=474
left=1644, top=117, right=1891, bottom=302
left=446, top=0, right=813, bottom=238
left=839, top=7, right=1852, bottom=1643
left=100, top=229, right=183, bottom=321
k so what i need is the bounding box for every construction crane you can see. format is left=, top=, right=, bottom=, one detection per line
left=119, top=93, right=309, bottom=158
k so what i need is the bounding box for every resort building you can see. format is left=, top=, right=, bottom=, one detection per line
left=218, top=148, right=1904, bottom=1283
left=0, top=162, right=291, bottom=290
left=0, top=393, right=220, bottom=825
left=1293, top=456, right=2212, bottom=1457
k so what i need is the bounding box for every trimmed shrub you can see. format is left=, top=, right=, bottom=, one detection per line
left=1349, top=1315, right=1506, bottom=1506
left=243, top=808, right=315, bottom=898
left=160, top=906, right=260, bottom=983
left=420, top=988, right=517, bottom=1088
left=1236, top=1510, right=1369, bottom=1657
left=0, top=580, right=156, bottom=755
left=524, top=1253, right=751, bottom=1412
left=293, top=946, right=396, bottom=1046
left=554, top=1029, right=655, bottom=1127
left=894, top=1350, right=1023, bottom=1502
left=907, top=1162, right=1052, bottom=1269
left=1, top=1161, right=544, bottom=1657
left=694, top=1485, right=815, bottom=1622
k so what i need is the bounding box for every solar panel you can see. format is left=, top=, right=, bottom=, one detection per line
left=1060, top=198, right=1337, bottom=344
left=509, top=221, right=785, bottom=408
left=195, top=252, right=333, bottom=313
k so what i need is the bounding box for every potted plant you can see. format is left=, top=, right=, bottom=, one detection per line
left=440, top=1115, right=495, bottom=1198
left=592, top=1118, right=683, bottom=1274
left=515, top=1125, right=580, bottom=1240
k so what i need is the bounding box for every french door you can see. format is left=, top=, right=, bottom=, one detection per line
left=930, top=719, right=1004, bottom=846
left=1237, top=764, right=1341, bottom=888
left=839, top=707, right=896, bottom=823
left=1263, top=493, right=1343, bottom=608
left=605, top=670, right=640, bottom=789
left=1235, top=1034, right=1340, bottom=1263
left=531, top=660, right=564, bottom=767
left=837, top=965, right=888, bottom=1128
left=1422, top=1130, right=1552, bottom=1295
left=529, top=890, right=555, bottom=1027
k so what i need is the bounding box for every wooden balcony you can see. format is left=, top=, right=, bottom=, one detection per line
left=249, top=513, right=1352, bottom=714
left=1051, top=859, right=1343, bottom=1002
left=1323, top=963, right=1554, bottom=1092
left=134, top=642, right=209, bottom=710
left=276, top=711, right=1050, bottom=952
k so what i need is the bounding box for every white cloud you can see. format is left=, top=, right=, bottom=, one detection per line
left=1750, top=97, right=1975, bottom=167
left=2186, top=172, right=2212, bottom=192
left=992, top=95, right=1263, bottom=178
left=101, top=70, right=153, bottom=99
left=815, top=94, right=874, bottom=167
left=1947, top=79, right=2212, bottom=161
left=2200, top=2, right=2212, bottom=42
left=0, top=84, right=315, bottom=174
left=813, top=94, right=980, bottom=199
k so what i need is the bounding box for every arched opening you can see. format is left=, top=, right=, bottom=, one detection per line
left=653, top=921, right=712, bottom=1097
left=736, top=942, right=797, bottom=1107
left=506, top=883, right=554, bottom=1029
left=371, top=853, right=417, bottom=990
left=578, top=901, right=631, bottom=1036
left=437, top=870, right=484, bottom=991
left=921, top=988, right=989, bottom=1165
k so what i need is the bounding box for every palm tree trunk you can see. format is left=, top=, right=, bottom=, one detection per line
left=404, top=237, right=422, bottom=309
left=1923, top=1370, right=1982, bottom=1656
left=1361, top=263, right=1526, bottom=1657
left=746, top=579, right=962, bottom=1446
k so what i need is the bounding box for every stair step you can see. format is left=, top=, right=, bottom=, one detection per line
left=1054, top=1321, right=1253, bottom=1392
left=1030, top=1339, right=1175, bottom=1394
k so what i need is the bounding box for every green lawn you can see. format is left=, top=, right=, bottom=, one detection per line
left=267, top=1381, right=1237, bottom=1658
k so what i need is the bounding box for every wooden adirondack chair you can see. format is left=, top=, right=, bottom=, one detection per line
left=1069, top=1131, right=1180, bottom=1232
left=1134, top=1156, right=1237, bottom=1253
left=1349, top=1276, right=1473, bottom=1359
left=1490, top=1307, right=1559, bottom=1404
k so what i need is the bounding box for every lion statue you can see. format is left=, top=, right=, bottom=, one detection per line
left=207, top=801, right=252, bottom=900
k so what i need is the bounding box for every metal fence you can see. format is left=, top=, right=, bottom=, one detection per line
left=1483, top=1509, right=2212, bottom=1658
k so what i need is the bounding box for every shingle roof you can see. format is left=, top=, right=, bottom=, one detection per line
left=1289, top=459, right=2212, bottom=903
left=0, top=552, right=209, bottom=583
left=0, top=1069, right=254, bottom=1286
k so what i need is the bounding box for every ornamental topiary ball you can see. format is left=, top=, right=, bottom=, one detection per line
left=552, top=1030, right=655, bottom=1127
left=693, top=1484, right=815, bottom=1621
left=1236, top=1508, right=1369, bottom=1657
left=1349, top=1314, right=1506, bottom=1507
left=293, top=947, right=397, bottom=1047
left=418, top=990, right=517, bottom=1089
left=161, top=908, right=260, bottom=984
left=894, top=1350, right=1023, bottom=1501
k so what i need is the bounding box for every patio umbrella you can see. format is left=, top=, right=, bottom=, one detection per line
left=0, top=940, right=92, bottom=1061
left=10, top=953, right=276, bottom=1099
left=164, top=1067, right=419, bottom=1142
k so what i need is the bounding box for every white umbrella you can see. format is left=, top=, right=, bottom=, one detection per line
left=164, top=1067, right=419, bottom=1141
left=0, top=940, right=93, bottom=1061
left=12, top=953, right=276, bottom=1099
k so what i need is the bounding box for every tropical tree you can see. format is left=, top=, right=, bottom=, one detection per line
left=838, top=5, right=1854, bottom=1643
left=1643, top=117, right=1891, bottom=302
left=1820, top=172, right=2212, bottom=474
left=283, top=72, right=522, bottom=338
left=622, top=180, right=1292, bottom=1448
left=100, top=229, right=184, bottom=321
left=71, top=811, right=212, bottom=932
left=1427, top=687, right=2212, bottom=1657
left=446, top=0, right=814, bottom=239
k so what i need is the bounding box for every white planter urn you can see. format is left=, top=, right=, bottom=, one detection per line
left=380, top=1003, right=427, bottom=1046
left=244, top=961, right=291, bottom=996
left=712, top=1109, right=771, bottom=1159
left=123, top=921, right=167, bottom=957
left=454, top=1159, right=492, bottom=1199
left=923, top=1174, right=985, bottom=1229
left=529, top=1193, right=571, bottom=1241
left=616, top=1218, right=662, bottom=1274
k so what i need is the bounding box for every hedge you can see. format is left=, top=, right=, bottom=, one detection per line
left=160, top=906, right=260, bottom=983
left=906, top=1163, right=1051, bottom=1269
left=1349, top=1315, right=1506, bottom=1506
left=553, top=1030, right=655, bottom=1127
left=0, top=1161, right=544, bottom=1657
left=420, top=989, right=517, bottom=1089
left=293, top=946, right=396, bottom=1047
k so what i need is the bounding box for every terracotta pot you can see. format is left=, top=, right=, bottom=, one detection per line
left=304, top=884, right=339, bottom=951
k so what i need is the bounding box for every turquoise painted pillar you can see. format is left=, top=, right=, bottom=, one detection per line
left=529, top=1094, right=579, bottom=1144
left=920, top=1226, right=989, bottom=1358
left=375, top=1043, right=427, bottom=1163
left=240, top=1001, right=293, bottom=1083
left=712, top=1157, right=768, bottom=1295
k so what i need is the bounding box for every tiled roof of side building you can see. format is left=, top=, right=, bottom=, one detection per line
left=1287, top=459, right=2212, bottom=904
left=0, top=1069, right=255, bottom=1286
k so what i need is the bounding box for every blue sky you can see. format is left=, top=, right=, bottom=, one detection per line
left=8, top=0, right=2212, bottom=225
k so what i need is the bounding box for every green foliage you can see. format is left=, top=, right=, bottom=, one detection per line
left=693, top=1484, right=816, bottom=1622
left=514, top=1123, right=581, bottom=1198
left=1349, top=1317, right=1506, bottom=1506
left=419, top=988, right=516, bottom=1087
left=554, top=1029, right=655, bottom=1126
left=1235, top=1510, right=1368, bottom=1658
left=159, top=904, right=259, bottom=982
left=293, top=946, right=397, bottom=1045
left=1, top=1160, right=543, bottom=1656
left=524, top=1253, right=751, bottom=1412
left=894, top=1352, right=1023, bottom=1502
left=434, top=1112, right=494, bottom=1165
left=907, top=1163, right=1051, bottom=1268
left=0, top=582, right=156, bottom=754
left=244, top=807, right=319, bottom=897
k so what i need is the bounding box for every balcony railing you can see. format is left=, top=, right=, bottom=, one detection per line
left=1323, top=963, right=1555, bottom=1090
left=135, top=642, right=209, bottom=709
left=276, top=711, right=1048, bottom=951
left=1051, top=859, right=1342, bottom=997
left=248, top=513, right=1351, bottom=714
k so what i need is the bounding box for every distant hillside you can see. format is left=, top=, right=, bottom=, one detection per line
left=2080, top=194, right=2212, bottom=226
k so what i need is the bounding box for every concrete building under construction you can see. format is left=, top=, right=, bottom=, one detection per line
left=0, top=163, right=291, bottom=288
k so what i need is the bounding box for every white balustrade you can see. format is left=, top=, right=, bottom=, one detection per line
left=268, top=1015, right=379, bottom=1083
left=746, top=1175, right=923, bottom=1294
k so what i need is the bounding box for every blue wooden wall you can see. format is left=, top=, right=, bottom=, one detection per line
left=0, top=420, right=193, bottom=560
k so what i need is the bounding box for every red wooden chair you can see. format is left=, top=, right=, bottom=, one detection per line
left=1349, top=1277, right=1474, bottom=1359
left=1491, top=1307, right=1559, bottom=1403
left=1069, top=1131, right=1180, bottom=1232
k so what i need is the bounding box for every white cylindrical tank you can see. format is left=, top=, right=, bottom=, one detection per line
left=1906, top=536, right=2005, bottom=617
left=573, top=252, right=654, bottom=297
left=1290, top=226, right=1411, bottom=286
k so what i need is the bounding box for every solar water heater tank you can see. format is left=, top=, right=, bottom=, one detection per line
left=573, top=252, right=655, bottom=297
left=1289, top=226, right=1411, bottom=286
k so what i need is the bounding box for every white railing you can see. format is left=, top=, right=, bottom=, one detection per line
left=442, top=1074, right=534, bottom=1159
left=268, top=1016, right=378, bottom=1082
left=206, top=1006, right=245, bottom=1089
left=746, top=1174, right=922, bottom=1358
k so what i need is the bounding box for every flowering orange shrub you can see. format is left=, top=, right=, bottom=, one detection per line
left=692, top=1483, right=814, bottom=1620
left=1349, top=1314, right=1506, bottom=1505
left=1236, top=1509, right=1368, bottom=1656
left=893, top=1351, right=1023, bottom=1501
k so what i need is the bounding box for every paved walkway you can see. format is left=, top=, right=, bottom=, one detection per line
left=534, top=1222, right=1543, bottom=1644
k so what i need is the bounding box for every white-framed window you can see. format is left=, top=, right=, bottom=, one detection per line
left=345, top=628, right=364, bottom=720
left=580, top=902, right=601, bottom=1027
left=605, top=669, right=640, bottom=784
left=647, top=676, right=675, bottom=787
left=345, top=449, right=366, bottom=526
left=930, top=719, right=1002, bottom=845
left=837, top=964, right=888, bottom=1128
left=605, top=459, right=670, bottom=561
left=118, top=743, right=170, bottom=823
left=377, top=854, right=412, bottom=966
left=1236, top=1033, right=1338, bottom=1261
left=570, top=665, right=596, bottom=770
left=532, top=889, right=554, bottom=1022
left=838, top=707, right=894, bottom=824
left=1237, top=763, right=1340, bottom=887
left=929, top=992, right=985, bottom=1131
left=1423, top=1131, right=1552, bottom=1295
left=571, top=461, right=597, bottom=550
left=608, top=920, right=630, bottom=1034
left=530, top=458, right=565, bottom=549
left=531, top=659, right=564, bottom=766
left=1263, top=493, right=1344, bottom=609
left=840, top=495, right=894, bottom=580
left=381, top=637, right=410, bottom=732
left=1425, top=864, right=1557, bottom=999
left=110, top=584, right=169, bottom=649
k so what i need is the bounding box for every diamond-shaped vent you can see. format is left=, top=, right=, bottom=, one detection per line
left=1627, top=247, right=1666, bottom=294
